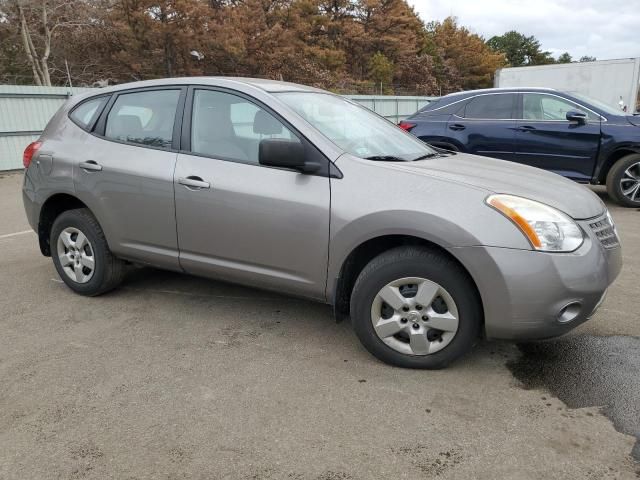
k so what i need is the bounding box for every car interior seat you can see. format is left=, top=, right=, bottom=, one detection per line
left=523, top=96, right=543, bottom=120
left=107, top=114, right=145, bottom=143
left=193, top=105, right=249, bottom=161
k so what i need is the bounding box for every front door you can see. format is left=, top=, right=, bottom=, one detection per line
left=514, top=93, right=602, bottom=181
left=174, top=88, right=331, bottom=300
left=446, top=92, right=518, bottom=161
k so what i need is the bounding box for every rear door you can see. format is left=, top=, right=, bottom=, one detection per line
left=74, top=87, right=185, bottom=270
left=446, top=93, right=517, bottom=160
left=514, top=92, right=601, bottom=181
left=173, top=87, right=331, bottom=300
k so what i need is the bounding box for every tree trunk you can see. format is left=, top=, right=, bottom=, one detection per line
left=40, top=0, right=52, bottom=86
left=18, top=5, right=43, bottom=86
left=164, top=34, right=174, bottom=77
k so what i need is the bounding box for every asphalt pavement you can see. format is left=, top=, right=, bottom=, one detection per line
left=1, top=172, right=638, bottom=479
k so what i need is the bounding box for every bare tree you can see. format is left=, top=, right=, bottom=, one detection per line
left=14, top=0, right=92, bottom=85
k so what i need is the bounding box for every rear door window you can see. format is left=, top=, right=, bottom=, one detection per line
left=105, top=90, right=180, bottom=149
left=463, top=94, right=516, bottom=119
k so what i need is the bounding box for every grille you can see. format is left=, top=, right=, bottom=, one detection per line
left=589, top=215, right=619, bottom=249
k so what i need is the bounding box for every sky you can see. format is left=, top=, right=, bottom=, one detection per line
left=408, top=0, right=639, bottom=61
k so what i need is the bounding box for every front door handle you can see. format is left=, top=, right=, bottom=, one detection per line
left=79, top=160, right=102, bottom=172
left=517, top=125, right=536, bottom=131
left=179, top=176, right=210, bottom=190
left=449, top=123, right=466, bottom=131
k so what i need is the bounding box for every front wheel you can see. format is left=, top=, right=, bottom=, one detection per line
left=350, top=247, right=482, bottom=369
left=51, top=208, right=125, bottom=296
left=606, top=153, right=640, bottom=207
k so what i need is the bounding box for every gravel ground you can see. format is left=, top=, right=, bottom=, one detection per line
left=1, top=172, right=638, bottom=479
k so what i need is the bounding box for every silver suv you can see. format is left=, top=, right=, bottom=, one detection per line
left=22, top=78, right=622, bottom=368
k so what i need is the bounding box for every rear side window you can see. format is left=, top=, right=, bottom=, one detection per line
left=105, top=90, right=180, bottom=149
left=463, top=94, right=515, bottom=119
left=69, top=97, right=107, bottom=130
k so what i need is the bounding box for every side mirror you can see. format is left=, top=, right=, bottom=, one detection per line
left=566, top=110, right=587, bottom=124
left=259, top=138, right=321, bottom=173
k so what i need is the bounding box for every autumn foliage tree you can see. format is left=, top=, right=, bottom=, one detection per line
left=0, top=0, right=508, bottom=94
left=425, top=17, right=506, bottom=93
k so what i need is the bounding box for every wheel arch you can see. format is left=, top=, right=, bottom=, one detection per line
left=425, top=141, right=460, bottom=152
left=598, top=147, right=640, bottom=184
left=38, top=193, right=90, bottom=256
left=418, top=137, right=464, bottom=152
left=331, top=234, right=484, bottom=328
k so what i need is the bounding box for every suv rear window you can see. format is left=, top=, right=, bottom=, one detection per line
left=105, top=90, right=180, bottom=149
left=463, top=94, right=515, bottom=119
left=69, top=97, right=108, bottom=130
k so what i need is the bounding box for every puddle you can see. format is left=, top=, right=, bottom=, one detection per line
left=507, top=334, right=640, bottom=460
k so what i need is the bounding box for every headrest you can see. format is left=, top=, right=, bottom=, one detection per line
left=196, top=106, right=234, bottom=140
left=253, top=109, right=283, bottom=135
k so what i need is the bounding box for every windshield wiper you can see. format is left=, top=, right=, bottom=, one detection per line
left=365, top=155, right=405, bottom=162
left=412, top=153, right=440, bottom=161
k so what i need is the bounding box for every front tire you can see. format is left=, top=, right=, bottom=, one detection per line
left=606, top=153, right=640, bottom=207
left=51, top=208, right=125, bottom=296
left=350, top=247, right=482, bottom=369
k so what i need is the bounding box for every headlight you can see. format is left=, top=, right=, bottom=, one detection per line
left=606, top=209, right=618, bottom=236
left=487, top=194, right=584, bottom=252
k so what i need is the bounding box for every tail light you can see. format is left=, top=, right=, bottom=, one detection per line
left=23, top=141, right=42, bottom=168
left=398, top=121, right=416, bottom=132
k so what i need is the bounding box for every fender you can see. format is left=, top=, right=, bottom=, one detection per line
left=326, top=209, right=483, bottom=301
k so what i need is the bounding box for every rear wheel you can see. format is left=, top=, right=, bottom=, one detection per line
left=51, top=208, right=125, bottom=296
left=606, top=153, right=640, bottom=207
left=350, top=246, right=482, bottom=369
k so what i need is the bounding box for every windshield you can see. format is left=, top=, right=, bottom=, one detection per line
left=569, top=92, right=624, bottom=117
left=275, top=92, right=436, bottom=161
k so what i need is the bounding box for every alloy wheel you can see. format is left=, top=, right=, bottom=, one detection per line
left=620, top=161, right=640, bottom=203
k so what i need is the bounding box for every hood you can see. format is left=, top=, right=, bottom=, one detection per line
left=382, top=153, right=605, bottom=220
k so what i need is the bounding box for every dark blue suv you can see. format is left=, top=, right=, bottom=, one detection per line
left=400, top=88, right=640, bottom=207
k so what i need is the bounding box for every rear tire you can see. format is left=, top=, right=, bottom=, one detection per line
left=51, top=208, right=125, bottom=296
left=606, top=153, right=640, bottom=207
left=350, top=246, right=482, bottom=369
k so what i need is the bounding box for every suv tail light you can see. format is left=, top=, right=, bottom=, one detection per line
left=398, top=121, right=416, bottom=132
left=23, top=141, right=42, bottom=168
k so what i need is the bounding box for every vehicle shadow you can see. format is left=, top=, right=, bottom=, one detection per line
left=116, top=266, right=498, bottom=370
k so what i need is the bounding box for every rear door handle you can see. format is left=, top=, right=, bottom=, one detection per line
left=179, top=176, right=210, bottom=190
left=448, top=123, right=466, bottom=131
left=79, top=160, right=102, bottom=172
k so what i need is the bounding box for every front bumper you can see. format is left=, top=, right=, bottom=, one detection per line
left=449, top=218, right=622, bottom=340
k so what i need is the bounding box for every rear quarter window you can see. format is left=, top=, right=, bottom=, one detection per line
left=415, top=98, right=465, bottom=117
left=69, top=96, right=108, bottom=131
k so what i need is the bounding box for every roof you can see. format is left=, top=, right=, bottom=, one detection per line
left=443, top=87, right=559, bottom=98
left=90, top=76, right=325, bottom=95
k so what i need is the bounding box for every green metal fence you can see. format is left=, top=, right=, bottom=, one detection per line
left=0, top=85, right=436, bottom=171
left=0, top=86, right=94, bottom=171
